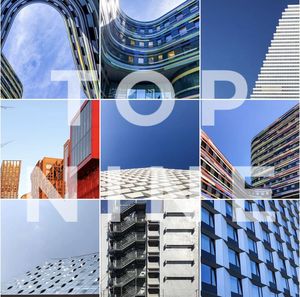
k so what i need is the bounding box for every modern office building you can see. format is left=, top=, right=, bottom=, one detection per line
left=101, top=200, right=199, bottom=297
left=201, top=199, right=300, bottom=297
left=251, top=104, right=299, bottom=198
left=101, top=0, right=199, bottom=99
left=31, top=157, right=65, bottom=198
left=1, top=253, right=99, bottom=295
left=101, top=168, right=199, bottom=199
left=202, top=103, right=299, bottom=199
left=0, top=53, right=23, bottom=99
left=0, top=160, right=21, bottom=198
left=201, top=131, right=270, bottom=200
left=65, top=100, right=99, bottom=198
left=251, top=5, right=300, bottom=99
left=1, top=0, right=99, bottom=99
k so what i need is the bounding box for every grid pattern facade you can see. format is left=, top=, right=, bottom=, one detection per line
left=1, top=253, right=99, bottom=295
left=0, top=160, right=21, bottom=198
left=251, top=5, right=300, bottom=99
left=201, top=200, right=300, bottom=297
left=101, top=168, right=199, bottom=199
left=101, top=0, right=199, bottom=99
left=251, top=104, right=299, bottom=198
left=1, top=0, right=99, bottom=99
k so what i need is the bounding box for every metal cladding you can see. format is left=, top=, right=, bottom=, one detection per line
left=101, top=168, right=200, bottom=199
left=0, top=53, right=23, bottom=99
left=251, top=103, right=299, bottom=198
left=0, top=160, right=21, bottom=198
left=101, top=0, right=199, bottom=99
left=1, top=253, right=99, bottom=295
left=0, top=0, right=99, bottom=99
left=251, top=5, right=300, bottom=99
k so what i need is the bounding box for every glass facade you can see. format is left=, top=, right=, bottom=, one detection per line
left=2, top=253, right=99, bottom=295
left=71, top=101, right=92, bottom=167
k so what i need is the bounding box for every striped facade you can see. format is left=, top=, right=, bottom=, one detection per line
left=251, top=104, right=299, bottom=198
left=0, top=53, right=23, bottom=99
left=251, top=5, right=300, bottom=99
left=1, top=0, right=99, bottom=99
left=101, top=0, right=199, bottom=99
left=201, top=131, right=270, bottom=199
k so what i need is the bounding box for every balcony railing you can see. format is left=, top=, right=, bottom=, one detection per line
left=109, top=233, right=146, bottom=251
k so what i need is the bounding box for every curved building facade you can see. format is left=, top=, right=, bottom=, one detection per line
left=101, top=0, right=199, bottom=99
left=251, top=103, right=299, bottom=198
left=201, top=131, right=270, bottom=199
left=0, top=53, right=23, bottom=99
left=1, top=0, right=99, bottom=99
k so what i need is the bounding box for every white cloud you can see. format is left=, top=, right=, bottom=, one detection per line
left=3, top=3, right=75, bottom=98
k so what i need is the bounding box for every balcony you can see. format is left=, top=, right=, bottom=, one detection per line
left=109, top=233, right=146, bottom=252
left=110, top=251, right=146, bottom=269
left=111, top=270, right=146, bottom=288
left=109, top=218, right=145, bottom=235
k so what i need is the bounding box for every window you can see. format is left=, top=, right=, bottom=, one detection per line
left=168, top=51, right=175, bottom=58
left=166, top=34, right=172, bottom=42
left=148, top=57, right=155, bottom=64
left=130, top=40, right=135, bottom=46
left=282, top=277, right=289, bottom=291
left=176, top=13, right=183, bottom=21
left=202, top=208, right=214, bottom=227
left=265, top=248, right=273, bottom=263
left=138, top=58, right=144, bottom=64
left=277, top=240, right=283, bottom=252
left=149, top=28, right=153, bottom=33
left=201, top=264, right=216, bottom=285
left=158, top=54, right=163, bottom=61
left=148, top=41, right=153, bottom=47
left=279, top=258, right=286, bottom=271
left=268, top=269, right=276, bottom=284
left=139, top=41, right=144, bottom=47
left=156, top=26, right=161, bottom=31
left=201, top=234, right=215, bottom=255
left=226, top=202, right=233, bottom=217
left=157, top=39, right=162, bottom=46
left=140, top=29, right=145, bottom=34
left=230, top=276, right=242, bottom=294
left=252, top=284, right=263, bottom=297
left=245, top=201, right=252, bottom=211
left=179, top=26, right=187, bottom=35
left=263, top=230, right=270, bottom=243
left=248, top=238, right=257, bottom=253
left=228, top=248, right=240, bottom=267
left=164, top=21, right=170, bottom=28
left=227, top=224, right=238, bottom=241
left=250, top=260, right=260, bottom=276
left=246, top=221, right=255, bottom=232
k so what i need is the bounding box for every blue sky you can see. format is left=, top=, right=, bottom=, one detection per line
left=202, top=100, right=298, bottom=179
left=1, top=200, right=99, bottom=282
left=3, top=4, right=76, bottom=98
left=202, top=0, right=299, bottom=98
left=101, top=100, right=199, bottom=170
left=120, top=0, right=186, bottom=21
left=0, top=100, right=76, bottom=197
